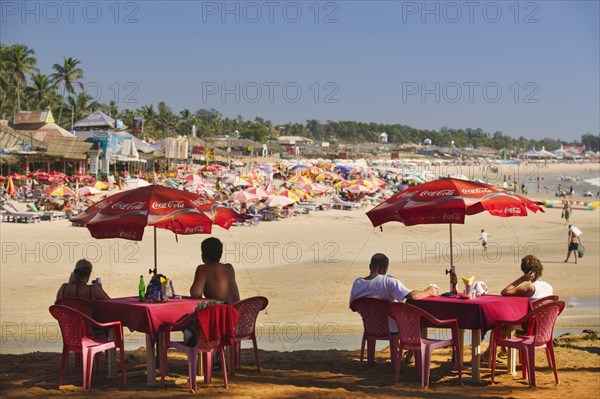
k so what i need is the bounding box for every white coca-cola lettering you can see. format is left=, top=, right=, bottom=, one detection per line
left=504, top=207, right=522, bottom=214
left=119, top=231, right=138, bottom=239
left=420, top=189, right=454, bottom=197
left=184, top=226, right=205, bottom=233
left=442, top=213, right=462, bottom=221
left=151, top=200, right=185, bottom=209
left=398, top=191, right=418, bottom=199
left=112, top=201, right=147, bottom=210
left=192, top=198, right=212, bottom=206
left=461, top=188, right=493, bottom=194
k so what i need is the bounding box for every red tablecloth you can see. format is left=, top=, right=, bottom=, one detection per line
left=95, top=297, right=201, bottom=343
left=407, top=295, right=533, bottom=335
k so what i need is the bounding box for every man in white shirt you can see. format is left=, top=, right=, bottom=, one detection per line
left=349, top=253, right=440, bottom=331
left=479, top=229, right=490, bottom=252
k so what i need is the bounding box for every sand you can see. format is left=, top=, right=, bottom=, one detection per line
left=0, top=162, right=599, bottom=397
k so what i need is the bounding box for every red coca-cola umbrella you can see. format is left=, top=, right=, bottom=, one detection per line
left=366, top=178, right=544, bottom=285
left=72, top=185, right=249, bottom=274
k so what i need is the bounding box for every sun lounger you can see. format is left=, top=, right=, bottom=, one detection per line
left=330, top=196, right=361, bottom=210
left=0, top=205, right=42, bottom=223
left=21, top=202, right=65, bottom=221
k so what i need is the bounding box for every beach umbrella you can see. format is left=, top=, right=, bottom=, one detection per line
left=276, top=189, right=303, bottom=202
left=6, top=176, right=16, bottom=197
left=333, top=180, right=352, bottom=189
left=94, top=181, right=109, bottom=190
left=264, top=195, right=295, bottom=208
left=225, top=176, right=252, bottom=187
left=78, top=186, right=101, bottom=196
left=245, top=187, right=270, bottom=200
left=347, top=184, right=372, bottom=194
left=71, top=185, right=248, bottom=275
left=230, top=191, right=259, bottom=203
left=46, top=185, right=76, bottom=197
left=366, top=178, right=545, bottom=282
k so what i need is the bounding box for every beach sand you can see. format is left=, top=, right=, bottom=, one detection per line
left=1, top=162, right=599, bottom=397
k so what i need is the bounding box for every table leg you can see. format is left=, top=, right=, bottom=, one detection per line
left=458, top=329, right=465, bottom=368
left=507, top=325, right=517, bottom=376
left=145, top=334, right=158, bottom=386
left=107, top=329, right=116, bottom=378
left=471, top=329, right=481, bottom=382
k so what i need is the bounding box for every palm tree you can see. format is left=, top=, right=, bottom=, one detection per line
left=67, top=92, right=98, bottom=126
left=25, top=73, right=56, bottom=110
left=51, top=57, right=84, bottom=123
left=6, top=44, right=39, bottom=114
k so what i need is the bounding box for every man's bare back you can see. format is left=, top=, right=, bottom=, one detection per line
left=190, top=262, right=240, bottom=304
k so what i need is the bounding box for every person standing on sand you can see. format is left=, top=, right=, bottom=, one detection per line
left=479, top=229, right=490, bottom=252
left=190, top=237, right=240, bottom=304
left=562, top=201, right=572, bottom=224
left=564, top=225, right=582, bottom=264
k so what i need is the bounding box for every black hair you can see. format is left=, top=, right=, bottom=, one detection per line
left=369, top=253, right=389, bottom=273
left=202, top=237, right=223, bottom=263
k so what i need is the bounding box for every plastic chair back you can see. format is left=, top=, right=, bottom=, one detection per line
left=50, top=305, right=89, bottom=351
left=351, top=297, right=389, bottom=338
left=387, top=302, right=426, bottom=346
left=233, top=296, right=268, bottom=339
left=531, top=301, right=565, bottom=346
left=55, top=298, right=95, bottom=316
left=531, top=295, right=559, bottom=309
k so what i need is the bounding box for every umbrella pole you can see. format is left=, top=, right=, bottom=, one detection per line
left=153, top=226, right=158, bottom=275
left=447, top=224, right=458, bottom=294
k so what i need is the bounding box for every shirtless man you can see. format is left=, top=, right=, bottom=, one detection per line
left=190, top=237, right=240, bottom=304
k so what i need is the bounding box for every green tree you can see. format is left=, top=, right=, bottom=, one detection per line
left=6, top=44, right=39, bottom=115
left=51, top=57, right=84, bottom=124
left=25, top=73, right=56, bottom=110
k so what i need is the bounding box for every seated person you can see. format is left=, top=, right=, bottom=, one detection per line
left=190, top=237, right=240, bottom=305
left=483, top=255, right=553, bottom=361
left=349, top=253, right=440, bottom=332
left=501, top=255, right=553, bottom=301
left=56, top=259, right=110, bottom=302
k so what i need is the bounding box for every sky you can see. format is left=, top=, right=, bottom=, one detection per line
left=2, top=0, right=599, bottom=141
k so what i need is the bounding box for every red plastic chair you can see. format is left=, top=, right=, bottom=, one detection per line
left=49, top=305, right=126, bottom=391
left=230, top=296, right=269, bottom=374
left=55, top=298, right=95, bottom=316
left=491, top=301, right=565, bottom=387
left=160, top=304, right=240, bottom=392
left=387, top=302, right=462, bottom=388
left=350, top=298, right=397, bottom=370
left=531, top=295, right=560, bottom=309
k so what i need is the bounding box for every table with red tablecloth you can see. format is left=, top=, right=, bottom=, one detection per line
left=408, top=295, right=533, bottom=381
left=95, top=297, right=202, bottom=384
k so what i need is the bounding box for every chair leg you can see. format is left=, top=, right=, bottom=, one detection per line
left=227, top=345, right=236, bottom=377
left=423, top=346, right=432, bottom=388
left=82, top=348, right=90, bottom=391
left=526, top=348, right=536, bottom=388
left=252, top=336, right=261, bottom=371
left=119, top=344, right=127, bottom=387
left=188, top=351, right=198, bottom=393
left=547, top=344, right=560, bottom=384
left=235, top=341, right=241, bottom=368
left=389, top=336, right=398, bottom=373
left=455, top=343, right=463, bottom=386
left=220, top=349, right=229, bottom=388
left=359, top=336, right=366, bottom=365
left=203, top=352, right=213, bottom=384
left=367, top=339, right=375, bottom=366
left=59, top=349, right=69, bottom=386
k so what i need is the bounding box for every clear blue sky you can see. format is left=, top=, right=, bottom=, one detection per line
left=2, top=0, right=599, bottom=141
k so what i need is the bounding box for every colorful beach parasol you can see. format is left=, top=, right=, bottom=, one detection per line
left=46, top=185, right=76, bottom=197
left=366, top=178, right=545, bottom=289
left=71, top=185, right=249, bottom=275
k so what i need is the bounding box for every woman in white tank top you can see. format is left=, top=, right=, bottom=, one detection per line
left=501, top=255, right=553, bottom=301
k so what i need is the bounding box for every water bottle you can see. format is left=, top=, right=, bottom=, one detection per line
left=138, top=275, right=145, bottom=302
left=169, top=280, right=175, bottom=298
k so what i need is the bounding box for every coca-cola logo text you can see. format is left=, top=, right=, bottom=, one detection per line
left=192, top=198, right=212, bottom=207
left=184, top=226, right=206, bottom=233
left=112, top=201, right=147, bottom=210
left=151, top=201, right=185, bottom=209
left=420, top=189, right=455, bottom=197
left=397, top=191, right=418, bottom=199
left=461, top=188, right=493, bottom=195
left=504, top=207, right=522, bottom=214
left=442, top=213, right=462, bottom=221
left=119, top=231, right=138, bottom=239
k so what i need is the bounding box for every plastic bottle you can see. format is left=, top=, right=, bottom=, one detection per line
left=138, top=275, right=145, bottom=302
left=169, top=280, right=175, bottom=298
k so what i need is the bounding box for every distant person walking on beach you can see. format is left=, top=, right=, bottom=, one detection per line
left=479, top=229, right=490, bottom=252
left=561, top=201, right=572, bottom=224
left=564, top=225, right=582, bottom=264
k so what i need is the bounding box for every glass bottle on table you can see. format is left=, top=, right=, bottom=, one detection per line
left=138, top=275, right=145, bottom=302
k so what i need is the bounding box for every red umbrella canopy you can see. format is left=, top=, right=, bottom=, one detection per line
left=367, top=178, right=544, bottom=227
left=72, top=185, right=247, bottom=241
